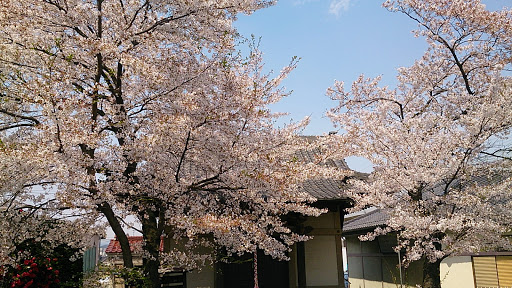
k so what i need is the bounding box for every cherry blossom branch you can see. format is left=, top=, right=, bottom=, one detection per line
left=0, top=109, right=40, bottom=126
left=116, top=215, right=144, bottom=234
left=0, top=123, right=36, bottom=131
left=134, top=10, right=198, bottom=36
left=176, top=131, right=192, bottom=183
left=399, top=8, right=475, bottom=95
left=42, top=0, right=67, bottom=13
left=125, top=0, right=149, bottom=31
left=479, top=150, right=512, bottom=161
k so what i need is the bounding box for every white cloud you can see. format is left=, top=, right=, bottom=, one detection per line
left=329, top=0, right=351, bottom=16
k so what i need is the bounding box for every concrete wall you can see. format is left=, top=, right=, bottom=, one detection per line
left=163, top=233, right=216, bottom=288
left=440, top=256, right=475, bottom=288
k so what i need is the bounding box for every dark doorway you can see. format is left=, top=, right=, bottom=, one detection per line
left=218, top=251, right=289, bottom=288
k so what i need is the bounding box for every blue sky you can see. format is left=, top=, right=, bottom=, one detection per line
left=235, top=0, right=509, bottom=135
left=235, top=0, right=427, bottom=136
left=234, top=0, right=509, bottom=172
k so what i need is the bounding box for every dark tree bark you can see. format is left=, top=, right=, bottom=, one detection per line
left=98, top=202, right=134, bottom=269
left=422, top=258, right=442, bottom=288
left=141, top=209, right=163, bottom=288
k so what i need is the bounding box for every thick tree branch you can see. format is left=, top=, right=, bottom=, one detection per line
left=176, top=131, right=191, bottom=183
left=0, top=108, right=40, bottom=125
left=98, top=202, right=134, bottom=268
left=135, top=10, right=196, bottom=36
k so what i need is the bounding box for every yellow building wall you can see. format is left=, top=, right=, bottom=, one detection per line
left=440, top=256, right=475, bottom=288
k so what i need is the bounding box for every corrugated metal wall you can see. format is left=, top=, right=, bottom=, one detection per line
left=473, top=256, right=512, bottom=288
left=496, top=256, right=512, bottom=287
left=83, top=246, right=97, bottom=273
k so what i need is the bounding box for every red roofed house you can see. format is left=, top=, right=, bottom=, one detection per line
left=105, top=236, right=164, bottom=266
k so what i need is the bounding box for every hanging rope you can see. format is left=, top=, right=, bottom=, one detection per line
left=254, top=251, right=259, bottom=288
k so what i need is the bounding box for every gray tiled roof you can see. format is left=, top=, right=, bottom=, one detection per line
left=295, top=147, right=350, bottom=170
left=295, top=145, right=351, bottom=200
left=302, top=179, right=345, bottom=200
left=294, top=136, right=373, bottom=201
left=343, top=209, right=389, bottom=233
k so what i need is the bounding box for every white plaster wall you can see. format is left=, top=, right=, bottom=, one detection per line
left=305, top=235, right=339, bottom=286
left=440, top=256, right=475, bottom=288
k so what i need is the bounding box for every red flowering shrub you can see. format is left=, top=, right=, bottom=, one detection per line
left=2, top=257, right=60, bottom=288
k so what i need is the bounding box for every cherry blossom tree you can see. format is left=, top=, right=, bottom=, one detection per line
left=0, top=1, right=330, bottom=287
left=327, top=1, right=512, bottom=287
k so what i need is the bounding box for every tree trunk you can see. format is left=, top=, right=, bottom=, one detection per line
left=141, top=210, right=162, bottom=288
left=98, top=202, right=134, bottom=268
left=144, top=256, right=161, bottom=288
left=422, top=258, right=442, bottom=288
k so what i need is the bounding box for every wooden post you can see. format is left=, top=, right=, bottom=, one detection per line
left=297, top=241, right=307, bottom=288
